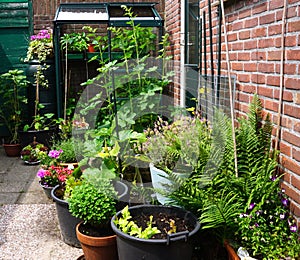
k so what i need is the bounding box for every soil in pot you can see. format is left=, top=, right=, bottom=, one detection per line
left=112, top=205, right=200, bottom=260
left=130, top=211, right=195, bottom=239
left=79, top=222, right=115, bottom=238
left=76, top=222, right=118, bottom=260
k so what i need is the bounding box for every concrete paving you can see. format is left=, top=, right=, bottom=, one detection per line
left=0, top=146, right=83, bottom=259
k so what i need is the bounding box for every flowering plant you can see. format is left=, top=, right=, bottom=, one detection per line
left=37, top=165, right=73, bottom=187
left=236, top=176, right=300, bottom=259
left=20, top=140, right=48, bottom=163
left=140, top=114, right=211, bottom=173
left=38, top=148, right=74, bottom=187
left=25, top=29, right=53, bottom=63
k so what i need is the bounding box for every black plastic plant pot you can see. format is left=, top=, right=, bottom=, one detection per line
left=51, top=185, right=82, bottom=248
left=111, top=205, right=200, bottom=260
left=19, top=127, right=57, bottom=148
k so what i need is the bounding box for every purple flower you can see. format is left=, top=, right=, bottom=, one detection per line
left=270, top=175, right=277, bottom=181
left=255, top=210, right=262, bottom=216
left=249, top=203, right=256, bottom=210
left=255, top=223, right=259, bottom=227
left=281, top=198, right=289, bottom=207
left=37, top=168, right=46, bottom=178
left=290, top=225, right=297, bottom=233
left=48, top=149, right=63, bottom=159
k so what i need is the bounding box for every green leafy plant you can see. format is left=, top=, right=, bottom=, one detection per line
left=167, top=94, right=300, bottom=259
left=113, top=205, right=161, bottom=239
left=23, top=108, right=58, bottom=131
left=51, top=137, right=83, bottom=163
left=20, top=140, right=48, bottom=163
left=63, top=167, right=83, bottom=200
left=60, top=31, right=89, bottom=53
left=0, top=69, right=28, bottom=143
left=68, top=177, right=117, bottom=228
left=24, top=29, right=59, bottom=131
left=25, top=29, right=53, bottom=90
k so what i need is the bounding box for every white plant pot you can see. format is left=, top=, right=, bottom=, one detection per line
left=149, top=163, right=172, bottom=205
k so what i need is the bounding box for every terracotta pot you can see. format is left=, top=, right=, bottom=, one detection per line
left=3, top=143, right=22, bottom=157
left=76, top=222, right=118, bottom=260
left=88, top=44, right=95, bottom=53
left=224, top=240, right=239, bottom=260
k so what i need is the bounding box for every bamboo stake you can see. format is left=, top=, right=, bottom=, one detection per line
left=64, top=42, right=68, bottom=122
left=220, top=0, right=238, bottom=177
left=274, top=0, right=288, bottom=152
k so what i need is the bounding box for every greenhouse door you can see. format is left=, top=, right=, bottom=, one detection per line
left=0, top=0, right=32, bottom=73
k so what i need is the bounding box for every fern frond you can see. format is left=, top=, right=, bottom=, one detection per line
left=200, top=191, right=242, bottom=231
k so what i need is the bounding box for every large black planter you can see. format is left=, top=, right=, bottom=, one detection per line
left=111, top=205, right=200, bottom=260
left=51, top=185, right=82, bottom=248
left=19, top=128, right=57, bottom=148
left=51, top=180, right=128, bottom=249
left=26, top=59, right=57, bottom=118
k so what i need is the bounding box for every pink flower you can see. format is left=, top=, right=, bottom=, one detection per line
left=48, top=149, right=63, bottom=159
left=37, top=169, right=46, bottom=178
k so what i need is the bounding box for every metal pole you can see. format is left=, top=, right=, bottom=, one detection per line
left=203, top=11, right=208, bottom=119
left=220, top=0, right=238, bottom=177
left=216, top=3, right=222, bottom=108
left=208, top=0, right=215, bottom=107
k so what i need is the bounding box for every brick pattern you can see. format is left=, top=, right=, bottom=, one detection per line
left=198, top=0, right=300, bottom=224
left=164, top=0, right=181, bottom=104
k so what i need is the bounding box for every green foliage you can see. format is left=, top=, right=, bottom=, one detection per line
left=76, top=6, right=173, bottom=181
left=63, top=168, right=83, bottom=200
left=51, top=137, right=83, bottom=163
left=167, top=94, right=300, bottom=259
left=0, top=69, right=28, bottom=143
left=68, top=177, right=117, bottom=227
left=60, top=31, right=89, bottom=52
left=113, top=205, right=161, bottom=239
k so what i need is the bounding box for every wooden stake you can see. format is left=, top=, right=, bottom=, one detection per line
left=274, top=0, right=288, bottom=152
left=220, top=0, right=238, bottom=177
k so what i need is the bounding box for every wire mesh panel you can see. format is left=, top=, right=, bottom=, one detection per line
left=185, top=67, right=235, bottom=122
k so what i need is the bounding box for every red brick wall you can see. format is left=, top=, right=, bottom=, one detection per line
left=164, top=0, right=181, bottom=105
left=197, top=0, right=300, bottom=224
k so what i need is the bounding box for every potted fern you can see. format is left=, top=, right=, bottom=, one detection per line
left=0, top=69, right=28, bottom=156
left=166, top=95, right=300, bottom=259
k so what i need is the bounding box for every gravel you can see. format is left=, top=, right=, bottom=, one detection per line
left=0, top=204, right=83, bottom=260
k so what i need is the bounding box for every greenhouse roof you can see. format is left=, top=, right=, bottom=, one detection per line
left=53, top=2, right=163, bottom=27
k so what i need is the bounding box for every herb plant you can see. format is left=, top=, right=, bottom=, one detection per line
left=0, top=69, right=28, bottom=143
left=68, top=177, right=117, bottom=227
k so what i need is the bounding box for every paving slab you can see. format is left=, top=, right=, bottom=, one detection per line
left=0, top=146, right=83, bottom=259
